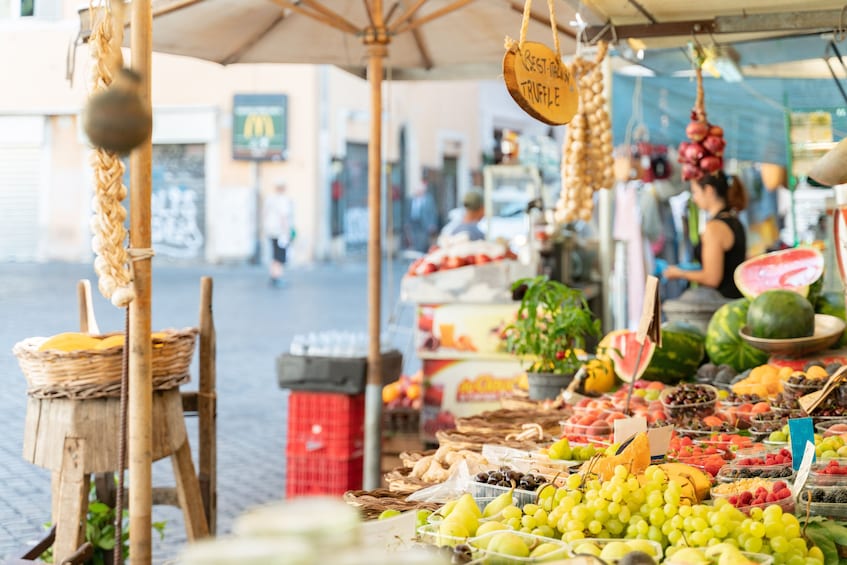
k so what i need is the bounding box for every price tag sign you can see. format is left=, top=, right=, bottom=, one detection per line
left=503, top=42, right=578, bottom=126
left=789, top=417, right=816, bottom=471
left=791, top=440, right=817, bottom=500
left=614, top=416, right=647, bottom=445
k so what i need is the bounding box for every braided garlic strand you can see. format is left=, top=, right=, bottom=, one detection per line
left=88, top=2, right=135, bottom=307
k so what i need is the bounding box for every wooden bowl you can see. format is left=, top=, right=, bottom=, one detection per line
left=739, top=314, right=846, bottom=357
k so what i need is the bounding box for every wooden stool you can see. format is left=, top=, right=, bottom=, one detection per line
left=22, top=388, right=209, bottom=562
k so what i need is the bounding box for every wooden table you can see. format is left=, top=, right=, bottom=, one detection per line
left=22, top=388, right=208, bottom=562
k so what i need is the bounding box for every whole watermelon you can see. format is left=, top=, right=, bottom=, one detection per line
left=747, top=289, right=815, bottom=339
left=706, top=299, right=770, bottom=371
left=815, top=291, right=847, bottom=347
left=640, top=324, right=706, bottom=384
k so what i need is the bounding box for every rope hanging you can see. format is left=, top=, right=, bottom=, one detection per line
left=88, top=0, right=135, bottom=308
left=504, top=0, right=562, bottom=58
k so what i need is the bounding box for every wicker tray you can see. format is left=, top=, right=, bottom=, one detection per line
left=13, top=327, right=198, bottom=400
left=343, top=488, right=441, bottom=520
left=383, top=466, right=432, bottom=495
left=435, top=429, right=552, bottom=453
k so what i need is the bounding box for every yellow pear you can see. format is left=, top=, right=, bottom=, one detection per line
left=473, top=521, right=508, bottom=548
left=488, top=532, right=529, bottom=559
left=437, top=519, right=468, bottom=547
left=482, top=488, right=514, bottom=518
left=670, top=548, right=709, bottom=565
left=530, top=542, right=565, bottom=560
left=454, top=492, right=482, bottom=519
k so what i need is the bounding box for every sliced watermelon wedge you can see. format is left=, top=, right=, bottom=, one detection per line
left=602, top=330, right=657, bottom=383
left=734, top=247, right=824, bottom=299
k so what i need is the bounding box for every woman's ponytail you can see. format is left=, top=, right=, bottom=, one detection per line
left=726, top=175, right=748, bottom=212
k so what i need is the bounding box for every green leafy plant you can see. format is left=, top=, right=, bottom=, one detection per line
left=42, top=482, right=166, bottom=564
left=504, top=275, right=601, bottom=375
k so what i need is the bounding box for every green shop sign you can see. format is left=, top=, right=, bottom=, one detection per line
left=232, top=94, right=288, bottom=161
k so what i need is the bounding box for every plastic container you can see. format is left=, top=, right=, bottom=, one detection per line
left=664, top=551, right=773, bottom=565
left=417, top=523, right=471, bottom=548
left=233, top=497, right=361, bottom=550
left=567, top=538, right=663, bottom=562
left=660, top=384, right=718, bottom=421
left=808, top=460, right=847, bottom=486
left=469, top=530, right=570, bottom=564
left=782, top=379, right=825, bottom=402
left=710, top=487, right=795, bottom=515
left=559, top=420, right=613, bottom=444
left=716, top=463, right=795, bottom=482
left=176, top=537, right=316, bottom=565
left=796, top=485, right=847, bottom=519
left=286, top=391, right=365, bottom=458
left=694, top=434, right=757, bottom=451
left=469, top=481, right=538, bottom=508
left=815, top=418, right=847, bottom=436
left=286, top=453, right=363, bottom=497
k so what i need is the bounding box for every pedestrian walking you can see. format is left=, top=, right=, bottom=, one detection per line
left=406, top=181, right=439, bottom=254
left=263, top=180, right=295, bottom=287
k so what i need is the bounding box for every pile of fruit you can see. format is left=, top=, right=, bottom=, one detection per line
left=405, top=240, right=516, bottom=277
left=712, top=479, right=793, bottom=512
left=661, top=383, right=718, bottom=420
left=37, top=331, right=168, bottom=352
left=382, top=371, right=422, bottom=410
left=473, top=468, right=549, bottom=492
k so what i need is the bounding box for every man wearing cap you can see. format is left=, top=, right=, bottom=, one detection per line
left=450, top=189, right=486, bottom=241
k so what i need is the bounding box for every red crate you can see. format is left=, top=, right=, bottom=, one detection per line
left=286, top=391, right=365, bottom=458
left=285, top=454, right=363, bottom=497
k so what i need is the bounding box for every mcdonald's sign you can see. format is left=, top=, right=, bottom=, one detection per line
left=232, top=94, right=288, bottom=161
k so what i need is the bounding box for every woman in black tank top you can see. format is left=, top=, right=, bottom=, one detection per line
left=664, top=171, right=748, bottom=299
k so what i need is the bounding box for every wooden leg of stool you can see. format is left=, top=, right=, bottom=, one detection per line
left=54, top=438, right=89, bottom=563
left=51, top=471, right=61, bottom=525
left=170, top=440, right=209, bottom=540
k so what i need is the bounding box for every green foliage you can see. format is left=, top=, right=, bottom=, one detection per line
left=42, top=481, right=166, bottom=564
left=505, top=276, right=600, bottom=375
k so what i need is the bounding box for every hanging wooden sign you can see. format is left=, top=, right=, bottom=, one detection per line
left=503, top=41, right=578, bottom=126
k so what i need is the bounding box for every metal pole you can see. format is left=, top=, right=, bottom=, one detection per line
left=129, top=0, right=153, bottom=562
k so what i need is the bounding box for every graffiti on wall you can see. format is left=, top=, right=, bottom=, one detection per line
left=151, top=182, right=204, bottom=258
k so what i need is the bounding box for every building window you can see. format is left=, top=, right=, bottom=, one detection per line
left=1, top=0, right=37, bottom=17
left=20, top=0, right=33, bottom=16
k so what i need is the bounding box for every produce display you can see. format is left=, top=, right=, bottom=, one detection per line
left=405, top=239, right=516, bottom=277
left=556, top=42, right=614, bottom=224
left=706, top=299, right=771, bottom=372
left=733, top=247, right=825, bottom=300
left=747, top=290, right=815, bottom=340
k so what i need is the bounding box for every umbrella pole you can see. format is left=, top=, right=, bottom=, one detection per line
left=364, top=41, right=388, bottom=490
left=129, top=0, right=153, bottom=562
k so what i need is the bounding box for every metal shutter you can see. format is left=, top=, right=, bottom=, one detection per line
left=0, top=145, right=41, bottom=260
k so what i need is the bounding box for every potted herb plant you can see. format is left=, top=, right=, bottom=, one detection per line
left=505, top=275, right=601, bottom=400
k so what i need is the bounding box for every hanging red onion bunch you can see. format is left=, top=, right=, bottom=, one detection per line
left=677, top=68, right=726, bottom=181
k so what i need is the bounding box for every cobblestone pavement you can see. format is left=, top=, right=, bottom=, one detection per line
left=0, top=259, right=412, bottom=563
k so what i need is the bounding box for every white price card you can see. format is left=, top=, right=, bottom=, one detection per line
left=792, top=440, right=817, bottom=500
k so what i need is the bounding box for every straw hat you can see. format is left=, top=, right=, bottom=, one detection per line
left=808, top=137, right=847, bottom=187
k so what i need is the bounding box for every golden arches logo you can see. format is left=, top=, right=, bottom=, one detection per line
left=243, top=114, right=275, bottom=138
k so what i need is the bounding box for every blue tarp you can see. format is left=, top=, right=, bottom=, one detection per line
left=612, top=74, right=847, bottom=166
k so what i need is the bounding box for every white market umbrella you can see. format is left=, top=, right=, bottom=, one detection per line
left=80, top=0, right=579, bottom=494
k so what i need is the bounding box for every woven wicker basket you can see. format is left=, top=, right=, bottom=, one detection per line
left=13, top=327, right=198, bottom=400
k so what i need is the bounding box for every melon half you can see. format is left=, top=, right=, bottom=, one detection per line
left=734, top=247, right=824, bottom=299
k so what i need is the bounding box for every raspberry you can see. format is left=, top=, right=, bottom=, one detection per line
left=773, top=481, right=787, bottom=492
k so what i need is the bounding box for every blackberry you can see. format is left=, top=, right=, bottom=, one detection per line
left=812, top=489, right=826, bottom=502
left=825, top=491, right=840, bottom=504
left=836, top=492, right=847, bottom=504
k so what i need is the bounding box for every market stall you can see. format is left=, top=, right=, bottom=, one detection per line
left=58, top=1, right=847, bottom=564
